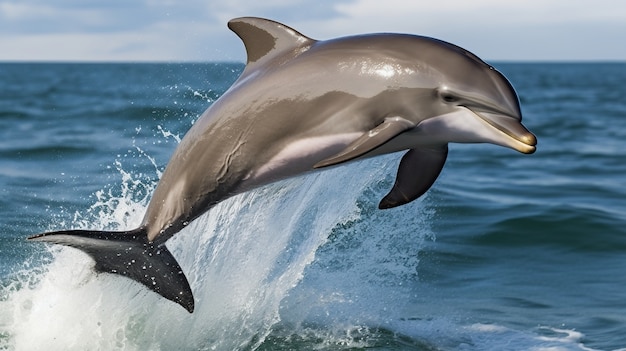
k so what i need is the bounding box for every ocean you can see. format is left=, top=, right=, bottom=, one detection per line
left=0, top=61, right=624, bottom=350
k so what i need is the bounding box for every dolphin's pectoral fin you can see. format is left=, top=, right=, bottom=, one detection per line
left=28, top=228, right=194, bottom=313
left=314, top=117, right=415, bottom=168
left=379, top=145, right=448, bottom=209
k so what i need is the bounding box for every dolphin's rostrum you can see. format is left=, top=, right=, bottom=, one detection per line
left=29, top=17, right=537, bottom=313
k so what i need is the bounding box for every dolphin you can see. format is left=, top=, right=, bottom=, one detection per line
left=29, top=17, right=536, bottom=313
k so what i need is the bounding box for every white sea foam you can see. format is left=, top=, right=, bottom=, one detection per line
left=0, top=148, right=398, bottom=350
left=0, top=135, right=605, bottom=351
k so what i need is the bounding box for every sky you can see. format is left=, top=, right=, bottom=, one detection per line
left=1, top=0, right=625, bottom=62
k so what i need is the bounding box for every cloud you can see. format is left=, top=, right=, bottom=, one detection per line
left=0, top=0, right=219, bottom=61
left=0, top=0, right=625, bottom=61
left=1, top=1, right=152, bottom=34
left=0, top=0, right=353, bottom=61
left=301, top=0, right=626, bottom=60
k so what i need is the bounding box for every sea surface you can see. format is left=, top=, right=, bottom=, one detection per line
left=0, top=61, right=624, bottom=350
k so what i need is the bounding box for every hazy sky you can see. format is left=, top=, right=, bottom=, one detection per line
left=1, top=0, right=625, bottom=62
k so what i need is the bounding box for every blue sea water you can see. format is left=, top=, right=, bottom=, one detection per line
left=0, top=61, right=624, bottom=350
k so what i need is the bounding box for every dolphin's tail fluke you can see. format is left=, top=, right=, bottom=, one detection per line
left=28, top=228, right=194, bottom=313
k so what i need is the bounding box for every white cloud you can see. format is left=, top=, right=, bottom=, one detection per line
left=331, top=0, right=626, bottom=28
left=305, top=0, right=626, bottom=60
left=0, top=0, right=625, bottom=61
left=0, top=21, right=233, bottom=62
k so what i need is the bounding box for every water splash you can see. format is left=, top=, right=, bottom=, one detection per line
left=0, top=150, right=602, bottom=350
left=156, top=125, right=181, bottom=144
left=0, top=137, right=408, bottom=350
left=0, top=125, right=595, bottom=350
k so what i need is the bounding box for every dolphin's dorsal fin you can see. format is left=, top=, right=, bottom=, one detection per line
left=228, top=17, right=315, bottom=74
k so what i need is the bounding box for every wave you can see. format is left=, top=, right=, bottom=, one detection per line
left=0, top=147, right=411, bottom=349
left=0, top=167, right=603, bottom=350
left=0, top=136, right=610, bottom=350
left=466, top=205, right=626, bottom=252
left=0, top=145, right=97, bottom=160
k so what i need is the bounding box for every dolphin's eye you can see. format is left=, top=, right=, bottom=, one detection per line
left=440, top=92, right=459, bottom=103
left=436, top=87, right=461, bottom=104
left=442, top=94, right=457, bottom=102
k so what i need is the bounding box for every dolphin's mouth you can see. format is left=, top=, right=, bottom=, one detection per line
left=474, top=111, right=537, bottom=154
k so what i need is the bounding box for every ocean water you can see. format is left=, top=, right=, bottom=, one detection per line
left=0, top=61, right=624, bottom=350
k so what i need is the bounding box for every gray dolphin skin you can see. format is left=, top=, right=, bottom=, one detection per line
left=29, top=17, right=537, bottom=313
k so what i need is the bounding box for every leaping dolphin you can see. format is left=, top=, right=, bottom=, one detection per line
left=29, top=17, right=537, bottom=313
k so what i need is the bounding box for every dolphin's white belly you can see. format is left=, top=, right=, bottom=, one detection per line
left=243, top=132, right=362, bottom=188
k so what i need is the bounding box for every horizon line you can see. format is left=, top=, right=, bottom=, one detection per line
left=1, top=59, right=624, bottom=64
